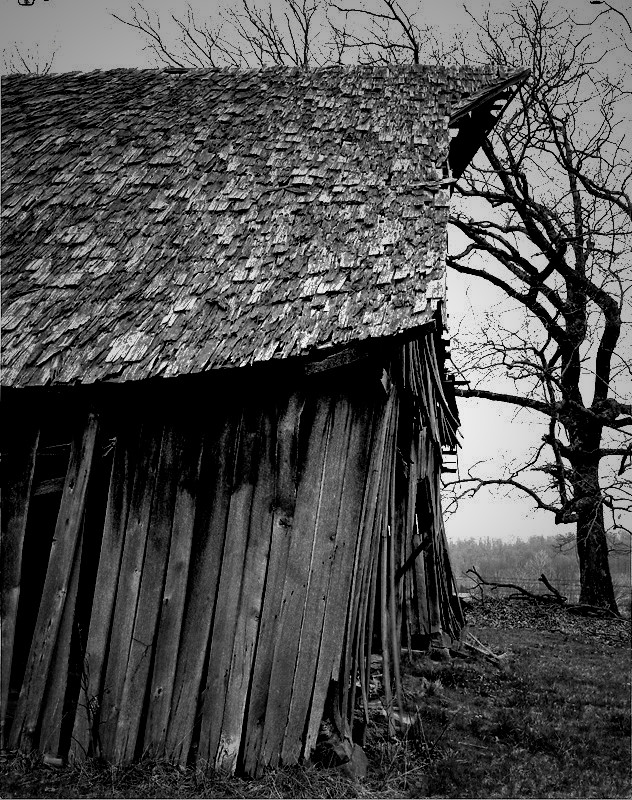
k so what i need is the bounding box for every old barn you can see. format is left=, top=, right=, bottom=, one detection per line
left=1, top=64, right=527, bottom=774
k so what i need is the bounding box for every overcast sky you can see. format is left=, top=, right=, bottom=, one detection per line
left=2, top=0, right=614, bottom=544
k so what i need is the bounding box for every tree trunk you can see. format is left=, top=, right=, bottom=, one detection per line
left=572, top=461, right=619, bottom=614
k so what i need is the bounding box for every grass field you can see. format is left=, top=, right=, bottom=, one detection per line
left=1, top=599, right=629, bottom=798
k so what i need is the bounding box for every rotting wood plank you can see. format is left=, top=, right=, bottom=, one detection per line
left=361, top=525, right=380, bottom=721
left=280, top=396, right=353, bottom=765
left=164, top=412, right=238, bottom=766
left=214, top=408, right=276, bottom=773
left=142, top=431, right=204, bottom=756
left=338, top=392, right=393, bottom=728
left=380, top=533, right=394, bottom=734
left=97, top=423, right=163, bottom=758
left=376, top=395, right=399, bottom=735
left=9, top=414, right=99, bottom=752
left=38, top=535, right=83, bottom=757
left=401, top=434, right=419, bottom=651
left=395, top=417, right=409, bottom=619
left=347, top=505, right=382, bottom=737
left=1, top=424, right=39, bottom=748
left=69, top=427, right=135, bottom=761
left=257, top=394, right=332, bottom=771
left=412, top=443, right=432, bottom=637
left=387, top=427, right=405, bottom=724
left=412, top=524, right=430, bottom=636
left=425, top=540, right=441, bottom=637
left=432, top=485, right=462, bottom=640
left=300, top=399, right=373, bottom=758
left=424, top=464, right=443, bottom=638
left=378, top=418, right=398, bottom=733
left=112, top=425, right=182, bottom=764
left=351, top=384, right=398, bottom=702
left=197, top=404, right=262, bottom=768
left=350, top=399, right=389, bottom=724
left=421, top=338, right=460, bottom=438
left=241, top=392, right=304, bottom=777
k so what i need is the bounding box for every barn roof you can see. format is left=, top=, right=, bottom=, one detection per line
left=1, top=64, right=527, bottom=387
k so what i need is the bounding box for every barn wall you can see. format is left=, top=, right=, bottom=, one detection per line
left=1, top=337, right=462, bottom=773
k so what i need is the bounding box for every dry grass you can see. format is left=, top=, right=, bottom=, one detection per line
left=1, top=602, right=629, bottom=798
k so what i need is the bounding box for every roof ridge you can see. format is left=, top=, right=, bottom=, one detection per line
left=2, top=62, right=526, bottom=81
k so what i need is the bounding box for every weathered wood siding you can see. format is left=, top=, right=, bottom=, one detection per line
left=1, top=334, right=462, bottom=774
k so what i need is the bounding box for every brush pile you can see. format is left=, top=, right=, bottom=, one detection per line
left=464, top=595, right=630, bottom=648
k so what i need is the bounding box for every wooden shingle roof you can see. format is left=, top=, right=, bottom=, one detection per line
left=1, top=64, right=526, bottom=387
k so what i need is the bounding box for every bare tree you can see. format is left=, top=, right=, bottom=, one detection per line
left=112, top=0, right=449, bottom=69
left=328, top=0, right=443, bottom=64
left=112, top=0, right=341, bottom=69
left=444, top=0, right=631, bottom=614
left=3, top=42, right=56, bottom=74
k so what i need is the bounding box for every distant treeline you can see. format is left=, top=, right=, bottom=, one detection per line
left=448, top=534, right=630, bottom=604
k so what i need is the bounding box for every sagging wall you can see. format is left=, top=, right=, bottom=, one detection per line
left=1, top=337, right=462, bottom=774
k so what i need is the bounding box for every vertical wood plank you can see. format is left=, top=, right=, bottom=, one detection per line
left=196, top=405, right=262, bottom=768
left=362, top=529, right=380, bottom=718
left=112, top=425, right=182, bottom=764
left=213, top=408, right=276, bottom=773
left=39, top=535, right=83, bottom=756
left=380, top=519, right=394, bottom=732
left=423, top=481, right=442, bottom=637
left=402, top=432, right=420, bottom=649
left=69, top=426, right=134, bottom=761
left=412, top=523, right=430, bottom=636
left=388, top=450, right=405, bottom=723
left=280, top=396, right=353, bottom=764
left=9, top=414, right=99, bottom=751
left=97, top=423, right=163, bottom=758
left=142, top=432, right=204, bottom=754
left=1, top=424, right=39, bottom=747
left=338, top=390, right=394, bottom=727
left=241, top=392, right=304, bottom=776
left=257, top=395, right=332, bottom=770
left=164, top=412, right=238, bottom=765
left=300, top=398, right=374, bottom=757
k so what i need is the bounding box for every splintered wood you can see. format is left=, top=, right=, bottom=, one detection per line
left=1, top=337, right=464, bottom=774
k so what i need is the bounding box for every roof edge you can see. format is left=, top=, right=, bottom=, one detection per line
left=449, top=66, right=531, bottom=123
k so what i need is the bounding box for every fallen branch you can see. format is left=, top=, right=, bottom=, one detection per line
left=538, top=573, right=567, bottom=602
left=460, top=631, right=507, bottom=665
left=466, top=567, right=566, bottom=604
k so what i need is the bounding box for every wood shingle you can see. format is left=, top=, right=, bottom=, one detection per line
left=2, top=64, right=526, bottom=386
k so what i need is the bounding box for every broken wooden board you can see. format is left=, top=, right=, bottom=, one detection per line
left=9, top=414, right=98, bottom=751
